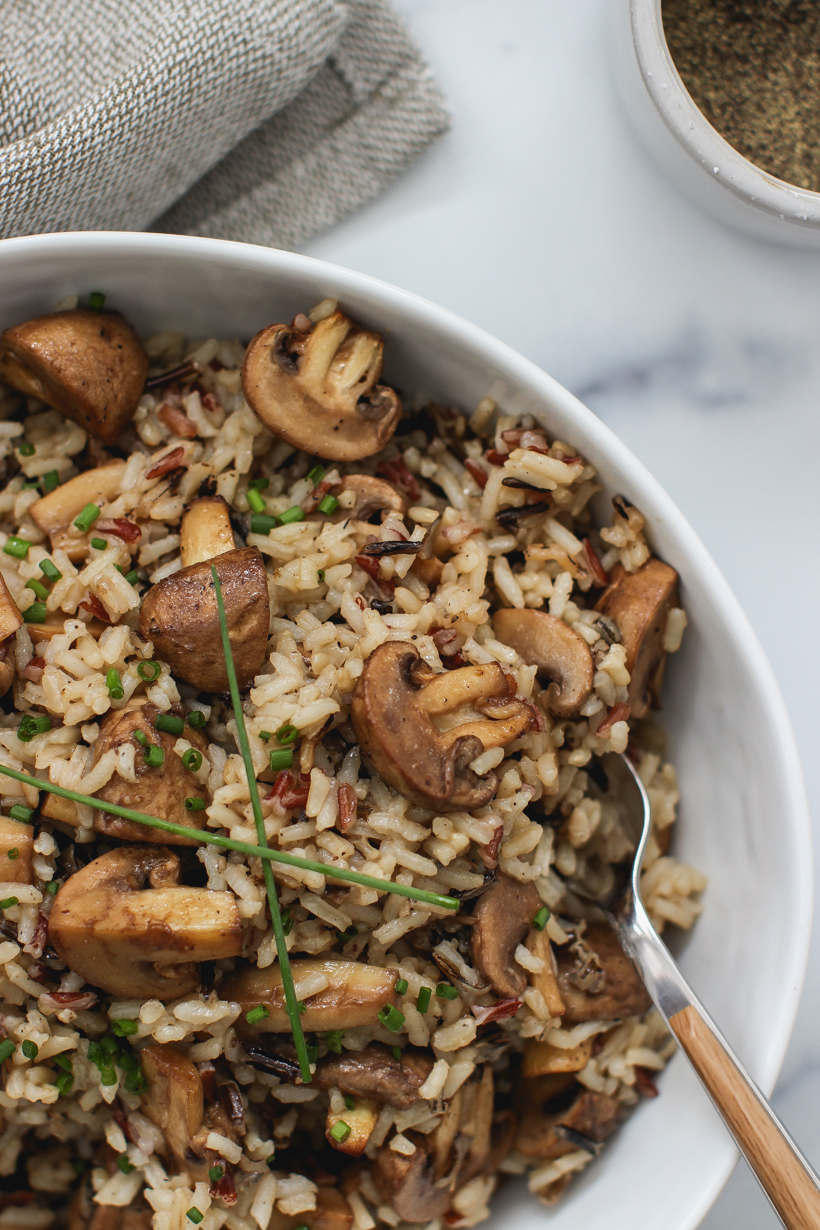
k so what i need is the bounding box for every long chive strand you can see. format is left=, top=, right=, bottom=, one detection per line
left=211, top=565, right=312, bottom=1084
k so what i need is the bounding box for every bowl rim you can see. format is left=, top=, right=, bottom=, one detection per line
left=631, top=0, right=820, bottom=227
left=0, top=229, right=813, bottom=1224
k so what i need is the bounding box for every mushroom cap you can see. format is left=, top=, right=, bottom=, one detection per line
left=335, top=474, right=407, bottom=523
left=241, top=311, right=401, bottom=462
left=596, top=558, right=679, bottom=719
left=0, top=309, right=148, bottom=445
left=492, top=608, right=594, bottom=718
left=351, top=641, right=539, bottom=812
left=91, top=700, right=210, bottom=844
left=49, top=845, right=243, bottom=999
left=140, top=1044, right=204, bottom=1167
left=139, top=546, right=270, bottom=692
left=179, top=494, right=235, bottom=568
left=222, top=957, right=401, bottom=1033
left=313, top=1043, right=434, bottom=1110
left=373, top=1133, right=452, bottom=1222
left=554, top=921, right=651, bottom=1022
left=470, top=872, right=542, bottom=997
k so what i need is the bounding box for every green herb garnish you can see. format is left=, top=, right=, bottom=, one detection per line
left=4, top=537, right=31, bottom=559
left=532, top=906, right=550, bottom=930
left=39, top=558, right=61, bottom=581
left=377, top=1005, right=405, bottom=1032
left=73, top=503, right=100, bottom=532
left=156, top=713, right=184, bottom=736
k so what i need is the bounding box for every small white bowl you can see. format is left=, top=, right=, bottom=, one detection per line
left=0, top=232, right=812, bottom=1229
left=611, top=0, right=820, bottom=247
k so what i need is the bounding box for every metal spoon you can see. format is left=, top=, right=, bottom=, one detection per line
left=578, top=753, right=820, bottom=1230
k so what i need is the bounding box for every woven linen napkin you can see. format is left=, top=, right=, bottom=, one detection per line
left=0, top=0, right=448, bottom=249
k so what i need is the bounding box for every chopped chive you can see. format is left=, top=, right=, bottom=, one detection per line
left=187, top=710, right=207, bottom=729
left=111, top=1020, right=138, bottom=1037
left=532, top=906, right=550, bottom=930
left=21, top=1040, right=38, bottom=1059
left=306, top=1043, right=319, bottom=1065
left=395, top=978, right=408, bottom=996
left=269, top=748, right=293, bottom=773
left=275, top=724, right=298, bottom=745
left=39, top=559, right=61, bottom=581
left=22, top=480, right=39, bottom=489
left=137, top=659, right=161, bottom=681
left=250, top=513, right=278, bottom=535
left=46, top=881, right=59, bottom=896
left=325, top=1030, right=345, bottom=1054
left=336, top=925, right=358, bottom=942
left=89, top=291, right=106, bottom=311
left=259, top=730, right=272, bottom=742
left=91, top=537, right=107, bottom=550
left=213, top=561, right=311, bottom=1080
left=18, top=442, right=35, bottom=457
left=106, top=669, right=124, bottom=700
left=248, top=477, right=270, bottom=492
left=41, top=471, right=60, bottom=494
left=117, top=1049, right=138, bottom=1073
left=182, top=748, right=203, bottom=772
left=100, top=1064, right=117, bottom=1086
left=133, top=730, right=147, bottom=746
left=123, top=571, right=139, bottom=586
left=0, top=898, right=18, bottom=910
left=318, top=494, right=339, bottom=516
left=186, top=1211, right=204, bottom=1226
left=209, top=1165, right=224, bottom=1183
left=185, top=797, right=206, bottom=811
left=317, top=569, right=325, bottom=583
left=17, top=714, right=51, bottom=741
left=143, top=745, right=164, bottom=768
left=124, top=1069, right=147, bottom=1094
left=7, top=849, right=18, bottom=861
left=54, top=1054, right=73, bottom=1072
left=23, top=602, right=47, bottom=624
left=329, top=1120, right=351, bottom=1144
left=0, top=1040, right=14, bottom=1063
left=343, top=1094, right=355, bottom=1111
left=0, top=765, right=460, bottom=913
left=392, top=1046, right=402, bottom=1061
left=117, top=1156, right=134, bottom=1174
left=100, top=1036, right=120, bottom=1058
left=278, top=506, right=304, bottom=525
left=377, top=1005, right=405, bottom=1032
left=87, top=1042, right=102, bottom=1064
left=25, top=578, right=49, bottom=600
left=73, top=503, right=100, bottom=532
left=4, top=537, right=32, bottom=559
left=413, top=984, right=432, bottom=1013
left=8, top=805, right=33, bottom=824
left=308, top=465, right=326, bottom=486
left=247, top=487, right=266, bottom=513
left=281, top=908, right=293, bottom=936
left=436, top=983, right=458, bottom=1000
left=55, top=1071, right=74, bottom=1096
left=245, top=1004, right=270, bottom=1026
left=156, top=713, right=184, bottom=736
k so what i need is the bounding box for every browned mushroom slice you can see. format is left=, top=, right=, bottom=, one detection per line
left=515, top=1077, right=621, bottom=1159
left=554, top=922, right=651, bottom=1023
left=140, top=1044, right=205, bottom=1171
left=139, top=547, right=269, bottom=692
left=525, top=925, right=565, bottom=1016
left=351, top=642, right=539, bottom=812
left=336, top=474, right=407, bottom=522
left=0, top=815, right=33, bottom=884
left=595, top=558, right=680, bottom=719
left=242, top=311, right=401, bottom=462
left=313, top=1043, right=434, bottom=1110
left=180, top=495, right=235, bottom=568
left=326, top=1095, right=380, bottom=1156
left=49, top=846, right=243, bottom=999
left=30, top=462, right=127, bottom=561
left=223, top=958, right=400, bottom=1033
left=0, top=575, right=22, bottom=698
left=272, top=1189, right=352, bottom=1230
left=91, top=700, right=209, bottom=844
left=492, top=608, right=594, bottom=718
left=0, top=309, right=148, bottom=444
left=470, top=873, right=542, bottom=997
left=522, top=1036, right=593, bottom=1077
left=373, top=1132, right=452, bottom=1222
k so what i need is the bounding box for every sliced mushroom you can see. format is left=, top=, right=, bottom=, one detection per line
left=180, top=495, right=235, bottom=568
left=515, top=1078, right=620, bottom=1160
left=522, top=1036, right=593, bottom=1077
left=223, top=958, right=400, bottom=1033
left=49, top=846, right=243, bottom=998
left=0, top=815, right=33, bottom=884
left=492, top=608, right=594, bottom=718
left=596, top=558, right=680, bottom=719
left=139, top=547, right=269, bottom=691
left=373, top=1133, right=452, bottom=1222
left=313, top=1043, right=434, bottom=1110
left=470, top=873, right=541, bottom=997
left=242, top=310, right=401, bottom=462
left=525, top=926, right=565, bottom=1016
left=30, top=462, right=127, bottom=561
left=140, top=1044, right=204, bottom=1170
left=455, top=1064, right=494, bottom=1181
left=554, top=922, right=651, bottom=1023
left=351, top=642, right=539, bottom=812
left=336, top=475, right=407, bottom=523
left=0, top=575, right=21, bottom=698
left=0, top=309, right=148, bottom=444
left=91, top=700, right=209, bottom=843
left=326, top=1095, right=380, bottom=1156
left=69, top=1185, right=153, bottom=1230
left=29, top=615, right=108, bottom=644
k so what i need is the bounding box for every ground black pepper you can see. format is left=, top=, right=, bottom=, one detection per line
left=662, top=0, right=820, bottom=192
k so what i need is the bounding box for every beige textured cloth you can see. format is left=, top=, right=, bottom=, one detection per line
left=0, top=0, right=448, bottom=249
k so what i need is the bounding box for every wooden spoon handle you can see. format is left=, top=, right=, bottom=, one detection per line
left=670, top=1005, right=820, bottom=1230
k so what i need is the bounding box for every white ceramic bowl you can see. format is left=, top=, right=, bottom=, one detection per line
left=611, top=0, right=820, bottom=248
left=0, top=232, right=811, bottom=1229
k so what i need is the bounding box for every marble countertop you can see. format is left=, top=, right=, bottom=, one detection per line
left=304, top=1, right=820, bottom=1224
